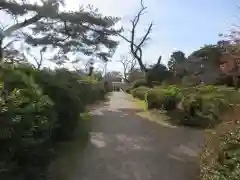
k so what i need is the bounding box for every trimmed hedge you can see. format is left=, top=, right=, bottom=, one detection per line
left=181, top=93, right=228, bottom=127
left=130, top=85, right=240, bottom=128
left=132, top=79, right=148, bottom=89
left=179, top=85, right=239, bottom=128
left=145, top=86, right=182, bottom=110
left=130, top=86, right=149, bottom=100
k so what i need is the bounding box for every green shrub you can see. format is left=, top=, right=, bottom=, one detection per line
left=132, top=79, right=147, bottom=89
left=181, top=94, right=205, bottom=127
left=181, top=75, right=200, bottom=86
left=201, top=122, right=240, bottom=180
left=125, top=87, right=132, bottom=93
left=145, top=86, right=182, bottom=110
left=33, top=70, right=84, bottom=140
left=0, top=68, right=56, bottom=179
left=0, top=65, right=106, bottom=179
left=34, top=69, right=105, bottom=140
left=181, top=87, right=229, bottom=127
left=182, top=94, right=202, bottom=117
left=130, top=86, right=149, bottom=100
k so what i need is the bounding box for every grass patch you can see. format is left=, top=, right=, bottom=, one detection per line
left=135, top=99, right=147, bottom=110
left=137, top=109, right=177, bottom=128
left=130, top=97, right=147, bottom=110
left=129, top=95, right=177, bottom=128
left=48, top=112, right=91, bottom=180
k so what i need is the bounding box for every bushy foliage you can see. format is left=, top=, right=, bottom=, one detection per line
left=0, top=65, right=106, bottom=179
left=145, top=86, right=182, bottom=110
left=201, top=122, right=240, bottom=180
left=0, top=66, right=56, bottom=179
left=34, top=70, right=82, bottom=140
left=181, top=75, right=200, bottom=86
left=198, top=88, right=240, bottom=180
left=129, top=85, right=240, bottom=128
left=190, top=45, right=222, bottom=65
left=130, top=86, right=149, bottom=100
left=148, top=64, right=171, bottom=83
left=180, top=85, right=240, bottom=127
left=168, top=51, right=186, bottom=75
left=125, top=87, right=132, bottom=94
left=132, top=79, right=148, bottom=89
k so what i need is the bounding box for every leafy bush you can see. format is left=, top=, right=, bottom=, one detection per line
left=145, top=86, right=182, bottom=110
left=181, top=75, right=200, bottom=86
left=33, top=69, right=105, bottom=140
left=200, top=121, right=240, bottom=180
left=181, top=87, right=230, bottom=127
left=132, top=79, right=148, bottom=89
left=0, top=65, right=106, bottom=179
left=182, top=94, right=202, bottom=116
left=0, top=67, right=56, bottom=179
left=125, top=87, right=132, bottom=94
left=130, top=86, right=149, bottom=100
left=34, top=70, right=82, bottom=140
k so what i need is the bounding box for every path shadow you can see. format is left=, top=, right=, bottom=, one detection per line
left=74, top=106, right=204, bottom=180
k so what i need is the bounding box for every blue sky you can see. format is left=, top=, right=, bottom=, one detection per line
left=1, top=0, right=239, bottom=72
left=72, top=0, right=238, bottom=72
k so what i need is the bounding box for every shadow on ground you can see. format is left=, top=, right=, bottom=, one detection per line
left=50, top=92, right=204, bottom=180
left=79, top=102, right=203, bottom=179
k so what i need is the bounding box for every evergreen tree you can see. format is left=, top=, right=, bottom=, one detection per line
left=0, top=0, right=121, bottom=63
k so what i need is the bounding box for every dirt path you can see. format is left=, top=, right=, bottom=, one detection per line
left=63, top=92, right=204, bottom=180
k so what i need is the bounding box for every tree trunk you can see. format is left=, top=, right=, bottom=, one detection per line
left=144, top=70, right=153, bottom=87
left=0, top=38, right=3, bottom=61
left=88, top=67, right=94, bottom=76
left=233, top=76, right=240, bottom=90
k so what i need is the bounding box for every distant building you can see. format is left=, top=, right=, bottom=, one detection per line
left=178, top=56, right=221, bottom=85
left=219, top=46, right=240, bottom=76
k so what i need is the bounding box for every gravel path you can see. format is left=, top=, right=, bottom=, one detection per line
left=73, top=92, right=204, bottom=180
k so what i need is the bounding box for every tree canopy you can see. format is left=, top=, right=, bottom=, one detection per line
left=190, top=45, right=222, bottom=65
left=0, top=0, right=121, bottom=64
left=168, top=51, right=186, bottom=72
left=148, top=63, right=170, bottom=83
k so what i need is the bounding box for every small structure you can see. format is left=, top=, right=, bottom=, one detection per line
left=111, top=81, right=131, bottom=91
left=112, top=81, right=123, bottom=91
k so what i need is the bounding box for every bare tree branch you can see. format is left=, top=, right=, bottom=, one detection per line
left=118, top=0, right=155, bottom=73
left=1, top=15, right=41, bottom=38
left=24, top=46, right=47, bottom=69
left=3, top=39, right=18, bottom=49
left=73, top=64, right=85, bottom=75
left=118, top=54, right=137, bottom=82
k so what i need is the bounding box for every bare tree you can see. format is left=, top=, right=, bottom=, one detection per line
left=118, top=54, right=136, bottom=82
left=118, top=0, right=161, bottom=85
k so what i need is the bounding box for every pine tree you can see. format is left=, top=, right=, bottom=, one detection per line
left=0, top=0, right=121, bottom=63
